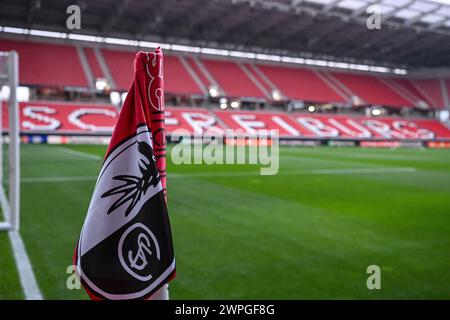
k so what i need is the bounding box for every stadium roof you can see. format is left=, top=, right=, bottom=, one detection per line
left=1, top=0, right=450, bottom=69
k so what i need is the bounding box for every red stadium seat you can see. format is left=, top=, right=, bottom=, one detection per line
left=3, top=101, right=450, bottom=140
left=329, top=71, right=411, bottom=108
left=0, top=39, right=88, bottom=87
left=412, top=79, right=445, bottom=109
left=200, top=58, right=267, bottom=98
left=390, top=78, right=433, bottom=107
left=445, top=79, right=450, bottom=107
left=100, top=49, right=136, bottom=90
left=256, top=64, right=345, bottom=103
left=0, top=38, right=447, bottom=112
left=243, top=63, right=273, bottom=97
left=83, top=47, right=105, bottom=80
left=102, top=49, right=203, bottom=94
left=164, top=55, right=204, bottom=95
left=184, top=57, right=212, bottom=88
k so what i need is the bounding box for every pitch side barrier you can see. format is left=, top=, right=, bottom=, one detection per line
left=164, top=134, right=450, bottom=149
left=14, top=131, right=450, bottom=149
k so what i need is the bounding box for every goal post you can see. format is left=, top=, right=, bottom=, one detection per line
left=0, top=51, right=20, bottom=232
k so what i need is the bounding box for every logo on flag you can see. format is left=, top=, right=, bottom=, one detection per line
left=74, top=49, right=175, bottom=300
left=101, top=140, right=160, bottom=217
left=118, top=222, right=160, bottom=282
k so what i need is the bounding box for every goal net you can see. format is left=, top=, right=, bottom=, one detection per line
left=0, top=51, right=20, bottom=231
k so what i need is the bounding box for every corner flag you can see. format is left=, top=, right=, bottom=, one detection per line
left=74, top=48, right=175, bottom=300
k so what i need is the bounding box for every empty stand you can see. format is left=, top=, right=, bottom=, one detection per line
left=166, top=107, right=224, bottom=134
left=1, top=101, right=117, bottom=133
left=412, top=79, right=445, bottom=109
left=329, top=71, right=411, bottom=108
left=101, top=49, right=204, bottom=94
left=3, top=101, right=450, bottom=140
left=389, top=78, right=432, bottom=107
left=445, top=79, right=450, bottom=107
left=0, top=38, right=447, bottom=112
left=214, top=110, right=304, bottom=136
left=314, top=71, right=350, bottom=101
left=200, top=58, right=267, bottom=98
left=243, top=63, right=274, bottom=96
left=256, top=64, right=345, bottom=103
left=100, top=49, right=136, bottom=90
left=164, top=55, right=204, bottom=95
left=184, top=57, right=213, bottom=89
left=83, top=47, right=105, bottom=80
left=0, top=39, right=88, bottom=87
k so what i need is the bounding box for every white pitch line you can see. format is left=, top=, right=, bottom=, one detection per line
left=311, top=167, right=416, bottom=175
left=17, top=167, right=416, bottom=183
left=55, top=147, right=103, bottom=160
left=8, top=231, right=43, bottom=300
left=169, top=166, right=416, bottom=178
left=21, top=176, right=98, bottom=183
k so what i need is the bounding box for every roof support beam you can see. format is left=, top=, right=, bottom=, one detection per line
left=428, top=18, right=449, bottom=31
left=351, top=0, right=380, bottom=18
left=404, top=4, right=441, bottom=26
left=102, top=0, right=130, bottom=35
left=26, top=0, right=40, bottom=28
left=322, top=0, right=341, bottom=13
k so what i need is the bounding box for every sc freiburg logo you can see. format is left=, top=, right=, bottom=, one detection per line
left=101, top=141, right=160, bottom=217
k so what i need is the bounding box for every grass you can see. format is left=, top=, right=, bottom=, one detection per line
left=0, top=233, right=23, bottom=299
left=1, top=144, right=450, bottom=299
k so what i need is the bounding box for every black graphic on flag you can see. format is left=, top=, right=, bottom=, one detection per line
left=102, top=141, right=160, bottom=217
left=76, top=126, right=175, bottom=300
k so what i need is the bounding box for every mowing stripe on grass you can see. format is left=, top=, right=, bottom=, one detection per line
left=311, top=167, right=416, bottom=175
left=8, top=231, right=43, bottom=300
left=169, top=167, right=416, bottom=178
left=21, top=176, right=98, bottom=183
left=55, top=147, right=103, bottom=160
left=18, top=167, right=416, bottom=183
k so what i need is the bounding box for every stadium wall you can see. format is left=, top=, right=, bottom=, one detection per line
left=2, top=101, right=450, bottom=148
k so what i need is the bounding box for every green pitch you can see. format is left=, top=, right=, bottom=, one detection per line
left=1, top=144, right=450, bottom=299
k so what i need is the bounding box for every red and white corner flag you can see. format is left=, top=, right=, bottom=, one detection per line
left=74, top=48, right=175, bottom=300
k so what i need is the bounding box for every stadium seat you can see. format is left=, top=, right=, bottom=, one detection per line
left=200, top=58, right=267, bottom=98
left=164, top=55, right=204, bottom=95
left=100, top=49, right=136, bottom=90
left=0, top=39, right=88, bottom=87
left=390, top=78, right=433, bottom=107
left=412, top=79, right=445, bottom=109
left=102, top=49, right=203, bottom=94
left=243, top=63, right=274, bottom=97
left=7, top=101, right=450, bottom=139
left=328, top=71, right=412, bottom=108
left=0, top=38, right=447, bottom=112
left=256, top=64, right=346, bottom=103
left=184, top=57, right=213, bottom=88
left=82, top=47, right=105, bottom=81
left=445, top=79, right=450, bottom=105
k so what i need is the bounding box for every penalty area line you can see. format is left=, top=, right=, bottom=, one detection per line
left=54, top=147, right=103, bottom=160
left=21, top=176, right=98, bottom=183
left=8, top=231, right=43, bottom=300
left=17, top=167, right=417, bottom=183
left=169, top=166, right=416, bottom=178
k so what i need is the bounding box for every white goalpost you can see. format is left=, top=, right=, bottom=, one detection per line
left=0, top=51, right=20, bottom=232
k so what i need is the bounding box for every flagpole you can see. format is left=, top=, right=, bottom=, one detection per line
left=148, top=284, right=169, bottom=300
left=147, top=47, right=170, bottom=302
